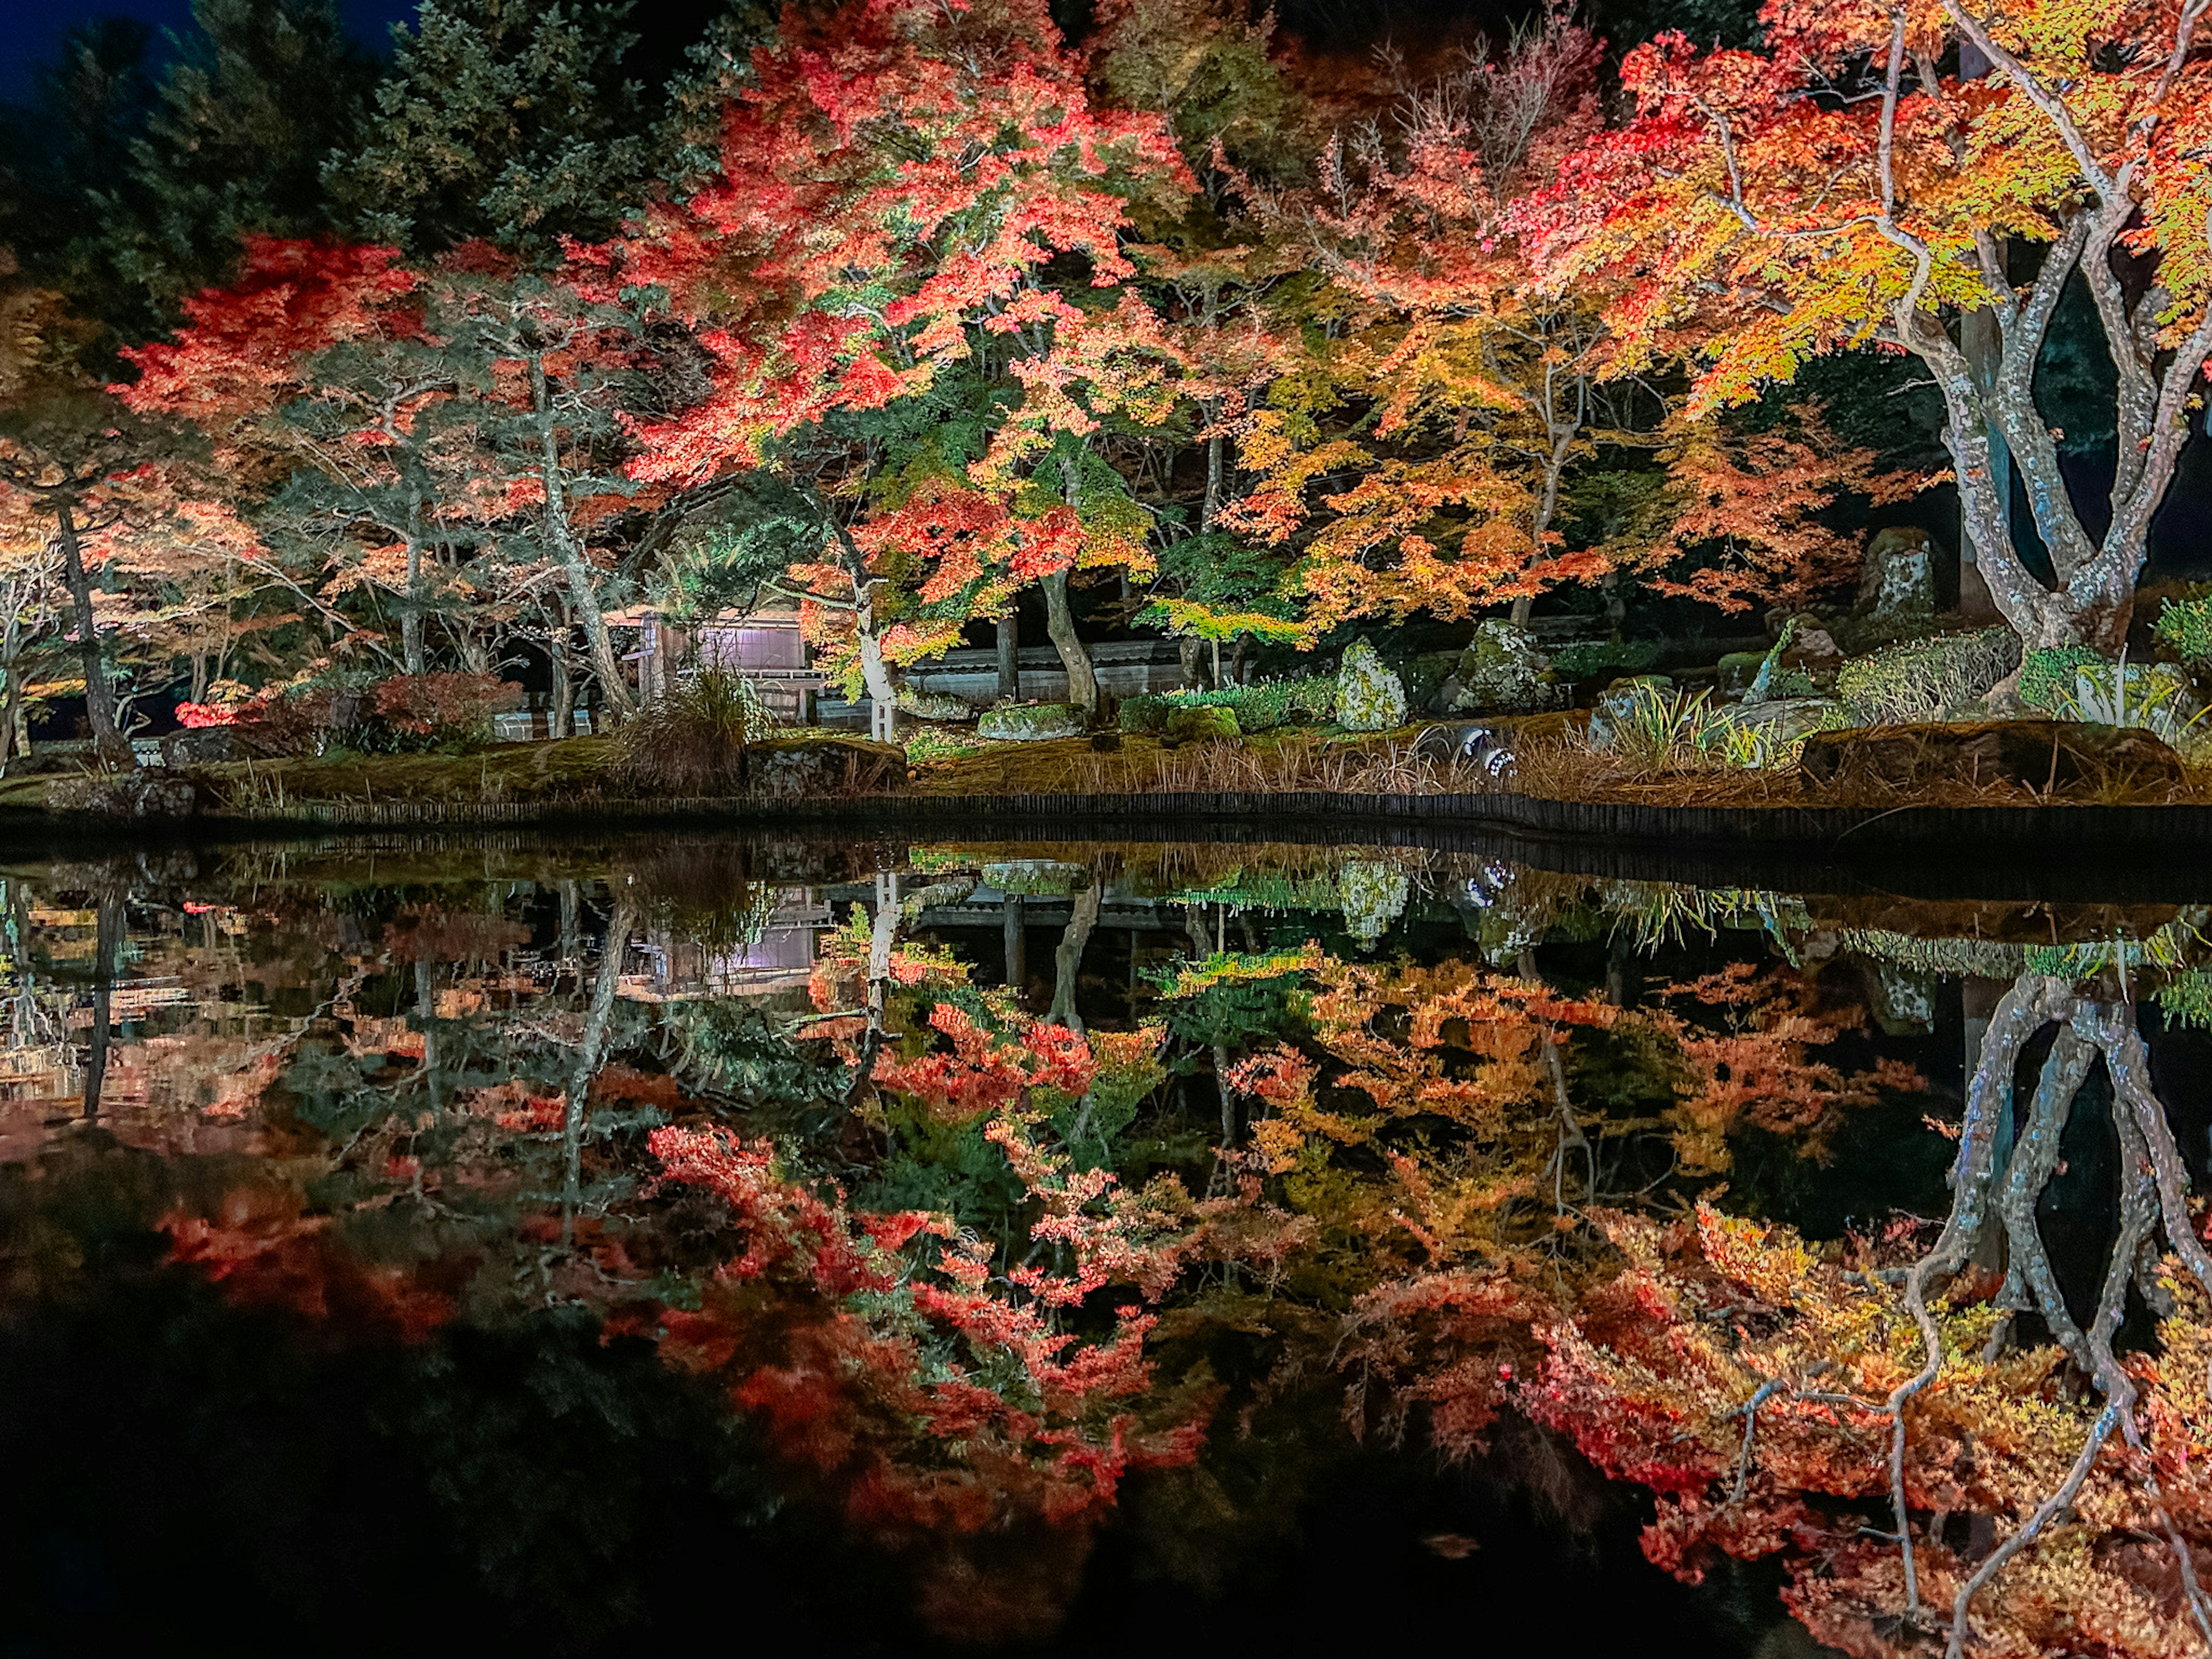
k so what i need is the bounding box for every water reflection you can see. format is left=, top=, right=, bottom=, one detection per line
left=3, top=838, right=2211, bottom=1656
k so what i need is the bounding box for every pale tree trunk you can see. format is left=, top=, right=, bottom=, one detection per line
left=54, top=502, right=132, bottom=768
left=1887, top=12, right=2212, bottom=653
left=530, top=355, right=634, bottom=725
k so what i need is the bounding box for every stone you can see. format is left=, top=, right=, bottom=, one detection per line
left=1163, top=704, right=1240, bottom=745
left=1798, top=719, right=2188, bottom=798
left=895, top=687, right=975, bottom=722
left=1781, top=618, right=1844, bottom=679
left=745, top=736, right=907, bottom=796
left=1586, top=676, right=1673, bottom=751
left=1700, top=696, right=1845, bottom=752
left=46, top=768, right=206, bottom=817
left=1446, top=620, right=1550, bottom=714
left=1855, top=527, right=1938, bottom=630
left=1412, top=722, right=1516, bottom=777
left=978, top=702, right=1086, bottom=741
left=1336, top=641, right=1408, bottom=732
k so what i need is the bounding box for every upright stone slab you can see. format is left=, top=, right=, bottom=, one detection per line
left=1336, top=642, right=1407, bottom=732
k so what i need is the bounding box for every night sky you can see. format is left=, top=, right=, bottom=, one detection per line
left=0, top=0, right=416, bottom=96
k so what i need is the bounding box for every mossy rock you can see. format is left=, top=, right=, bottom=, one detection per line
left=979, top=702, right=1087, bottom=741
left=1164, top=704, right=1241, bottom=745
left=895, top=687, right=975, bottom=722
left=1716, top=652, right=1768, bottom=696
left=1448, top=620, right=1550, bottom=714
left=1337, top=641, right=1408, bottom=732
left=748, top=736, right=907, bottom=796
left=1119, top=694, right=1173, bottom=735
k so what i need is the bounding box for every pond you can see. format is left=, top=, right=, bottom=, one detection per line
left=3, top=830, right=2208, bottom=1658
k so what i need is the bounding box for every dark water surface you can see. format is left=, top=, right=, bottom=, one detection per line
left=3, top=832, right=2205, bottom=1657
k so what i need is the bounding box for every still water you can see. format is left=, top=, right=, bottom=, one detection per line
left=3, top=832, right=2208, bottom=1657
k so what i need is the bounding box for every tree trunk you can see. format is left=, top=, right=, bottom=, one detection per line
left=1042, top=571, right=1097, bottom=717
left=1179, top=635, right=1205, bottom=690
left=531, top=354, right=634, bottom=725
left=54, top=502, right=132, bottom=768
left=549, top=619, right=574, bottom=740
left=401, top=532, right=425, bottom=674
left=996, top=611, right=1020, bottom=703
left=1, top=602, right=20, bottom=771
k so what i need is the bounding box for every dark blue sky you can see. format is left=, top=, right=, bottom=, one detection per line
left=0, top=0, right=418, bottom=97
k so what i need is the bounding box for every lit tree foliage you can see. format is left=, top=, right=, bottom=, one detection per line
left=1521, top=0, right=2212, bottom=650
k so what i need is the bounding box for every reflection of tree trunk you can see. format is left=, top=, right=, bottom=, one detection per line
left=1187, top=907, right=1235, bottom=1163
left=1881, top=975, right=2212, bottom=1639
left=82, top=892, right=123, bottom=1120
left=563, top=896, right=633, bottom=1245
left=414, top=956, right=442, bottom=1119
left=1048, top=881, right=1100, bottom=1036
left=55, top=502, right=132, bottom=768
left=1003, top=895, right=1025, bottom=999
left=1042, top=571, right=1097, bottom=718
left=846, top=875, right=903, bottom=1109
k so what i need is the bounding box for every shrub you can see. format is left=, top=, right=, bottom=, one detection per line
left=1835, top=628, right=2020, bottom=725
left=2154, top=594, right=2212, bottom=668
left=978, top=701, right=1085, bottom=740
left=228, top=672, right=518, bottom=756
left=2017, top=645, right=2105, bottom=711
left=1550, top=639, right=1663, bottom=679
left=611, top=670, right=767, bottom=794
left=1119, top=676, right=1335, bottom=735
left=1164, top=704, right=1240, bottom=745
left=357, top=672, right=517, bottom=751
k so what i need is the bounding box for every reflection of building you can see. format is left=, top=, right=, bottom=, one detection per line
left=622, top=888, right=832, bottom=1002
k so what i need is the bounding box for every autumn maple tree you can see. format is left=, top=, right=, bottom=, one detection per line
left=624, top=0, right=1196, bottom=734
left=1221, top=13, right=1650, bottom=634
left=1522, top=0, right=2212, bottom=652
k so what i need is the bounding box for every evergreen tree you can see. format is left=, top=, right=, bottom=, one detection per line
left=109, top=0, right=379, bottom=320
left=0, top=21, right=159, bottom=338
left=327, top=0, right=658, bottom=256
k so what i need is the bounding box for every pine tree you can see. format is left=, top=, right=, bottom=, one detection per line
left=327, top=0, right=657, bottom=257
left=109, top=0, right=378, bottom=319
